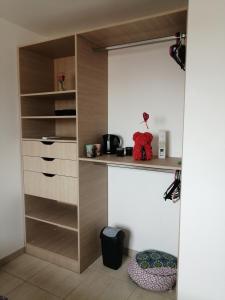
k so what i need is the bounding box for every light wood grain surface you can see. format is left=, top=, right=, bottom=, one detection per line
left=26, top=219, right=78, bottom=260
left=25, top=195, right=78, bottom=231
left=21, top=90, right=76, bottom=98
left=79, top=155, right=182, bottom=171
left=79, top=162, right=108, bottom=272
left=22, top=140, right=77, bottom=160
left=76, top=35, right=108, bottom=156
left=23, top=156, right=78, bottom=177
left=24, top=171, right=78, bottom=205
left=80, top=9, right=187, bottom=49
left=20, top=35, right=75, bottom=59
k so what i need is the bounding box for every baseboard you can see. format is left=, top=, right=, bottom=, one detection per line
left=0, top=247, right=25, bottom=267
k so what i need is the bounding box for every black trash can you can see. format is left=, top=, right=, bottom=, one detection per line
left=100, top=226, right=125, bottom=270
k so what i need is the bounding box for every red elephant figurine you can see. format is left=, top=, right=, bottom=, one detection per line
left=133, top=131, right=153, bottom=160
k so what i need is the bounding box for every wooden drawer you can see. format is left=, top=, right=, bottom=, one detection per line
left=22, top=140, right=77, bottom=160
left=24, top=171, right=78, bottom=205
left=23, top=156, right=78, bottom=177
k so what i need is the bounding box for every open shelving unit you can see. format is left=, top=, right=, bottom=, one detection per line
left=18, top=9, right=187, bottom=273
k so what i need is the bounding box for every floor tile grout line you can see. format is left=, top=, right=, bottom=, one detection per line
left=61, top=269, right=99, bottom=300
left=4, top=281, right=25, bottom=297
left=2, top=269, right=62, bottom=299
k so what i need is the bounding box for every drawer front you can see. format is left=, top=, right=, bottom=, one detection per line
left=24, top=171, right=78, bottom=205
left=22, top=141, right=77, bottom=160
left=23, top=156, right=78, bottom=177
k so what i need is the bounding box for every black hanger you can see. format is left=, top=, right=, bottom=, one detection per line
left=164, top=170, right=181, bottom=202
left=169, top=33, right=186, bottom=71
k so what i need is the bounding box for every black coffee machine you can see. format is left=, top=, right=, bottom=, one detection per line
left=102, top=134, right=121, bottom=154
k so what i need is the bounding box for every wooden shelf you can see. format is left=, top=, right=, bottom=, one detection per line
left=25, top=196, right=78, bottom=231
left=21, top=116, right=76, bottom=119
left=21, top=90, right=76, bottom=99
left=79, top=155, right=182, bottom=171
left=22, top=137, right=77, bottom=143
left=26, top=218, right=78, bottom=260
left=80, top=9, right=187, bottom=49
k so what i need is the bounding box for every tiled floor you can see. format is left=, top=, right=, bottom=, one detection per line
left=0, top=254, right=176, bottom=300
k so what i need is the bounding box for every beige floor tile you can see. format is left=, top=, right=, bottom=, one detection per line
left=65, top=270, right=112, bottom=300
left=0, top=270, right=23, bottom=294
left=6, top=282, right=59, bottom=300
left=89, top=256, right=132, bottom=283
left=2, top=254, right=49, bottom=280
left=29, top=263, right=92, bottom=298
left=99, top=277, right=136, bottom=300
left=166, top=289, right=176, bottom=300
left=128, top=287, right=176, bottom=300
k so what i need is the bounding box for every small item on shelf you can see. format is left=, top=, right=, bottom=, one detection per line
left=133, top=112, right=153, bottom=161
left=125, top=147, right=133, bottom=156
left=55, top=109, right=76, bottom=116
left=116, top=147, right=125, bottom=157
left=85, top=144, right=96, bottom=158
left=102, top=134, right=121, bottom=154
left=158, top=130, right=166, bottom=159
left=94, top=144, right=102, bottom=156
left=57, top=72, right=66, bottom=91
left=133, top=132, right=153, bottom=161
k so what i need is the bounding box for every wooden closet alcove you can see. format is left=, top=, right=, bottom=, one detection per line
left=18, top=8, right=187, bottom=273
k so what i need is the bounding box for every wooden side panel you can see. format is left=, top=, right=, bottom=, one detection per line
left=19, top=49, right=54, bottom=94
left=79, top=162, right=108, bottom=272
left=81, top=9, right=187, bottom=48
left=76, top=35, right=108, bottom=156
left=76, top=35, right=108, bottom=271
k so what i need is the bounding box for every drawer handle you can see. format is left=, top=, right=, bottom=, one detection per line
left=42, top=173, right=56, bottom=177
left=41, top=157, right=55, bottom=161
left=41, top=141, right=55, bottom=145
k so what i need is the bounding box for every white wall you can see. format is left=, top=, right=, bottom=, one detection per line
left=178, top=1, right=225, bottom=299
left=0, top=18, right=43, bottom=259
left=108, top=43, right=185, bottom=255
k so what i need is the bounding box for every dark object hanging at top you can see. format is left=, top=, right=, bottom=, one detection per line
left=164, top=170, right=181, bottom=202
left=169, top=33, right=186, bottom=71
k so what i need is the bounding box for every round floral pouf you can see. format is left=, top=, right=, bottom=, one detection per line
left=127, top=250, right=177, bottom=291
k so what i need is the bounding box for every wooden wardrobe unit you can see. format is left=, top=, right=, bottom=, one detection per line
left=18, top=8, right=187, bottom=273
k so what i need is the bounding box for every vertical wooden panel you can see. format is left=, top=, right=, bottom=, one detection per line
left=78, top=162, right=108, bottom=272
left=76, top=35, right=108, bottom=271
left=76, top=35, right=108, bottom=156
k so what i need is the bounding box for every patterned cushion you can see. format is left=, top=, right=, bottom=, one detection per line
left=136, top=250, right=177, bottom=276
left=128, top=250, right=177, bottom=291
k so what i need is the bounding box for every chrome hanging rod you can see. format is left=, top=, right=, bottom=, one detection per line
left=95, top=33, right=186, bottom=52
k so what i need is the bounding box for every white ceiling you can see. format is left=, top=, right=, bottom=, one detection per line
left=0, top=0, right=188, bottom=37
